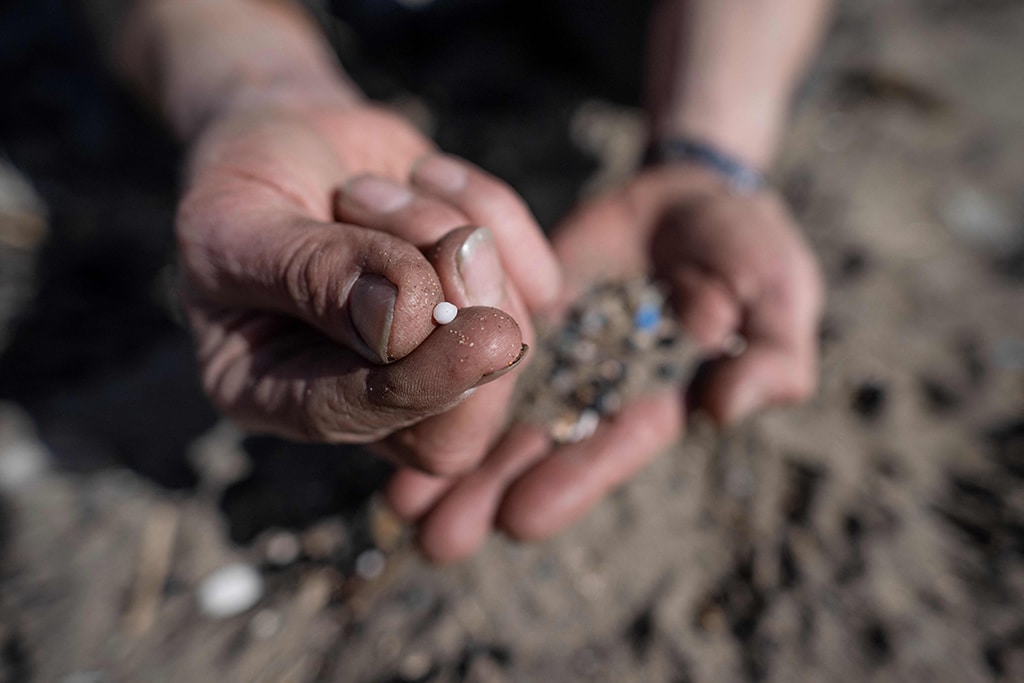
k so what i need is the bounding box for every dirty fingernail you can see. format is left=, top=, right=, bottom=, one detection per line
left=349, top=274, right=398, bottom=362
left=344, top=176, right=413, bottom=213
left=457, top=227, right=505, bottom=307
left=476, top=343, right=529, bottom=387
left=412, top=155, right=468, bottom=194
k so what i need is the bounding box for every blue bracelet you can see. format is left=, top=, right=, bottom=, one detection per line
left=643, top=138, right=766, bottom=194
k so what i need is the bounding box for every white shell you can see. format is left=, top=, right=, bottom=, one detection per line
left=197, top=563, right=264, bottom=619
left=432, top=301, right=458, bottom=325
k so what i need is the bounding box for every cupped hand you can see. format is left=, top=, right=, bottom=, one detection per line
left=177, top=97, right=560, bottom=474
left=385, top=164, right=824, bottom=562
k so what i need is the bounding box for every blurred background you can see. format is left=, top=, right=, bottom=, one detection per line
left=0, top=0, right=1022, bottom=681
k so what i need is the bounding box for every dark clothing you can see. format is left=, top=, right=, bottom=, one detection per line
left=312, top=0, right=655, bottom=226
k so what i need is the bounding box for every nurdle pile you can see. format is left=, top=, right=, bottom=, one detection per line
left=514, top=278, right=703, bottom=444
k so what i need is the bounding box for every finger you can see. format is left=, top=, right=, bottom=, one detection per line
left=191, top=303, right=525, bottom=452
left=668, top=265, right=742, bottom=351
left=179, top=175, right=443, bottom=363
left=378, top=227, right=533, bottom=475
left=497, top=391, right=685, bottom=541
left=411, top=154, right=562, bottom=312
left=697, top=267, right=823, bottom=424
left=697, top=343, right=816, bottom=425
left=414, top=425, right=551, bottom=564
left=337, top=178, right=512, bottom=311
left=335, top=175, right=475, bottom=251
left=385, top=468, right=456, bottom=521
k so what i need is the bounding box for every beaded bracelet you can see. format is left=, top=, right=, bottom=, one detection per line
left=643, top=138, right=767, bottom=195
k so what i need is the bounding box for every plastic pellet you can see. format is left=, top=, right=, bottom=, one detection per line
left=433, top=301, right=458, bottom=325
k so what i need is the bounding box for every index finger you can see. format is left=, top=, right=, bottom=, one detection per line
left=411, top=154, right=563, bottom=312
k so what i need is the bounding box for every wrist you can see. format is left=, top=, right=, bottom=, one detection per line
left=643, top=137, right=767, bottom=195
left=197, top=75, right=364, bottom=137
left=650, top=99, right=784, bottom=172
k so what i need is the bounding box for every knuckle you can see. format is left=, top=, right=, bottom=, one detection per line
left=280, top=231, right=345, bottom=319
left=390, top=428, right=481, bottom=476
left=300, top=382, right=390, bottom=443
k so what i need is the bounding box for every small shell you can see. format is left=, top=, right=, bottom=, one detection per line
left=433, top=302, right=458, bottom=325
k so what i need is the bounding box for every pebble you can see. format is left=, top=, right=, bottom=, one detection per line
left=248, top=609, right=283, bottom=640
left=0, top=407, right=49, bottom=492
left=262, top=529, right=301, bottom=567
left=597, top=358, right=625, bottom=382
left=936, top=185, right=1021, bottom=256
left=992, top=338, right=1024, bottom=370
left=550, top=368, right=576, bottom=395
left=0, top=438, right=49, bottom=492
left=433, top=301, right=458, bottom=325
left=594, top=390, right=622, bottom=416
left=59, top=673, right=106, bottom=683
left=568, top=409, right=600, bottom=443
left=301, top=518, right=349, bottom=561
left=197, top=563, right=264, bottom=619
left=398, top=651, right=433, bottom=680
left=355, top=548, right=387, bottom=580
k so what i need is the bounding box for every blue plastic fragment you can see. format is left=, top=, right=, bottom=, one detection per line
left=633, top=304, right=661, bottom=332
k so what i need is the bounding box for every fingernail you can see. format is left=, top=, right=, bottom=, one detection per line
left=344, top=176, right=413, bottom=213
left=476, top=343, right=529, bottom=387
left=457, top=227, right=505, bottom=306
left=412, top=155, right=468, bottom=194
left=349, top=274, right=398, bottom=362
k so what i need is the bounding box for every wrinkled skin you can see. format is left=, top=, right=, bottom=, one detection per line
left=177, top=102, right=561, bottom=478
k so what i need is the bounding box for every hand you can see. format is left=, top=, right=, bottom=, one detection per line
left=177, top=95, right=560, bottom=474
left=384, top=164, right=824, bottom=562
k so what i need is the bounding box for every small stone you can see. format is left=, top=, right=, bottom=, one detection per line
left=355, top=549, right=386, bottom=580
left=550, top=412, right=580, bottom=443
left=992, top=338, right=1024, bottom=370
left=570, top=338, right=598, bottom=363
left=655, top=362, right=685, bottom=382
left=579, top=309, right=606, bottom=336
left=301, top=518, right=349, bottom=561
left=248, top=609, right=282, bottom=640
left=550, top=368, right=576, bottom=395
left=567, top=409, right=601, bottom=443
left=936, top=185, right=1021, bottom=256
left=0, top=438, right=49, bottom=492
left=197, top=563, right=264, bottom=619
left=594, top=390, right=622, bottom=416
left=262, top=529, right=301, bottom=567
left=59, top=672, right=106, bottom=683
left=597, top=358, right=625, bottom=382
left=0, top=402, right=50, bottom=492
left=186, top=421, right=250, bottom=488
left=433, top=301, right=458, bottom=325
left=398, top=651, right=433, bottom=681
left=572, top=380, right=599, bottom=407
left=370, top=498, right=405, bottom=552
